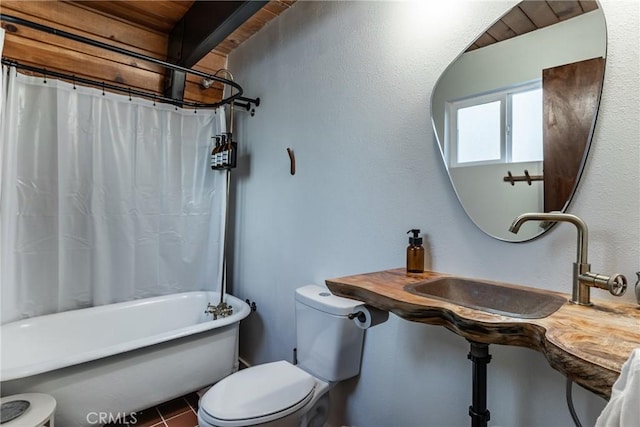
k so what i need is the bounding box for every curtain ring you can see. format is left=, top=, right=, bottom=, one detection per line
left=72, top=75, right=76, bottom=90
left=43, top=68, right=47, bottom=84
left=102, top=82, right=105, bottom=96
left=152, top=95, right=156, bottom=106
left=128, top=87, right=131, bottom=101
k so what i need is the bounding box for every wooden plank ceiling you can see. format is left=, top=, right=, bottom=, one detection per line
left=1, top=1, right=295, bottom=105
left=466, top=0, right=598, bottom=52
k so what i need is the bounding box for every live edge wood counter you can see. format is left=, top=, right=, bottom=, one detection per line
left=326, top=268, right=640, bottom=400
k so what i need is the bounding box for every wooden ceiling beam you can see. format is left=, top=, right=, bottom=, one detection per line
left=164, top=1, right=267, bottom=102
left=168, top=1, right=268, bottom=68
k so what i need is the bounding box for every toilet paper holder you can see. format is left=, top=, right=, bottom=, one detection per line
left=347, top=311, right=367, bottom=323
left=348, top=305, right=389, bottom=329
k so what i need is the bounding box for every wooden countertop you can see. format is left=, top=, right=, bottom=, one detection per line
left=326, top=268, right=640, bottom=399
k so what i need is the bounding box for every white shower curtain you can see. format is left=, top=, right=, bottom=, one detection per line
left=0, top=66, right=226, bottom=323
left=0, top=28, right=4, bottom=120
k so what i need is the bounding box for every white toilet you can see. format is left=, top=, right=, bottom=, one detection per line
left=197, top=284, right=367, bottom=427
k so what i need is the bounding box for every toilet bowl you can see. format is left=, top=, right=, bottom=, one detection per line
left=197, top=361, right=330, bottom=427
left=198, top=285, right=367, bottom=427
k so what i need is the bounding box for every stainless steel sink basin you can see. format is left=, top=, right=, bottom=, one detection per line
left=404, top=277, right=566, bottom=319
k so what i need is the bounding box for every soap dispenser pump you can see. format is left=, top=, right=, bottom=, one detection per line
left=406, top=229, right=424, bottom=273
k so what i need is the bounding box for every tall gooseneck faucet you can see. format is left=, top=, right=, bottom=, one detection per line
left=509, top=212, right=627, bottom=305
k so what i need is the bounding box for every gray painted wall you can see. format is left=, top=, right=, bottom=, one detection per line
left=450, top=161, right=543, bottom=240
left=227, top=1, right=640, bottom=426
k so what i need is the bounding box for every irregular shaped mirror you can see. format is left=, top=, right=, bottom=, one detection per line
left=431, top=0, right=606, bottom=241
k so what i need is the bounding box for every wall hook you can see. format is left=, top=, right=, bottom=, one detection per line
left=287, top=148, right=296, bottom=175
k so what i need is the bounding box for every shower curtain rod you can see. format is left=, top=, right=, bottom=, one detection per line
left=2, top=59, right=227, bottom=109
left=0, top=14, right=248, bottom=109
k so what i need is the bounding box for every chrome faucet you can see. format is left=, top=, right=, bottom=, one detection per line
left=509, top=212, right=627, bottom=306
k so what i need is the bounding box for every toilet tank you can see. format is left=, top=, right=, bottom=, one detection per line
left=295, top=285, right=365, bottom=382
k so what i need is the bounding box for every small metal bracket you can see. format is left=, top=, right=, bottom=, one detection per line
left=347, top=311, right=366, bottom=323
left=245, top=299, right=257, bottom=312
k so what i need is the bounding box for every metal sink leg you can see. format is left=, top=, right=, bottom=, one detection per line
left=468, top=341, right=492, bottom=427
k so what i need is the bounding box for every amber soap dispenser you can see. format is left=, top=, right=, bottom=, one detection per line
left=406, top=229, right=425, bottom=273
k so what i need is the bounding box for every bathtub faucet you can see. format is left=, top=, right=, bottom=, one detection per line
left=205, top=302, right=233, bottom=320
left=509, top=212, right=627, bottom=305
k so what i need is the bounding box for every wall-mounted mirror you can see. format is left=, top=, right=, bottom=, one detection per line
left=431, top=0, right=606, bottom=242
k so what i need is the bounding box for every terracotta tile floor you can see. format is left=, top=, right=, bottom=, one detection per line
left=104, top=392, right=200, bottom=427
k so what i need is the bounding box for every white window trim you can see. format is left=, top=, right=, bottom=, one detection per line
left=445, top=80, right=542, bottom=168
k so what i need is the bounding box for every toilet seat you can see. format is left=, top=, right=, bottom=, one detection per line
left=199, top=361, right=316, bottom=427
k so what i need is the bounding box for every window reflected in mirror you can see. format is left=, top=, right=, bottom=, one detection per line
left=448, top=82, right=543, bottom=168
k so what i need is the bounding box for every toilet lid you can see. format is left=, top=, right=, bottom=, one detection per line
left=200, top=361, right=315, bottom=424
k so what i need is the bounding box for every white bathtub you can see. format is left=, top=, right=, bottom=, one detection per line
left=1, top=291, right=250, bottom=426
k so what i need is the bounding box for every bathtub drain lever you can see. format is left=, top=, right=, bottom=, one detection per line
left=205, top=302, right=233, bottom=320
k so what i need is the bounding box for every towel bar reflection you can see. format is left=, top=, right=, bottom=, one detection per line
left=503, top=170, right=543, bottom=186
